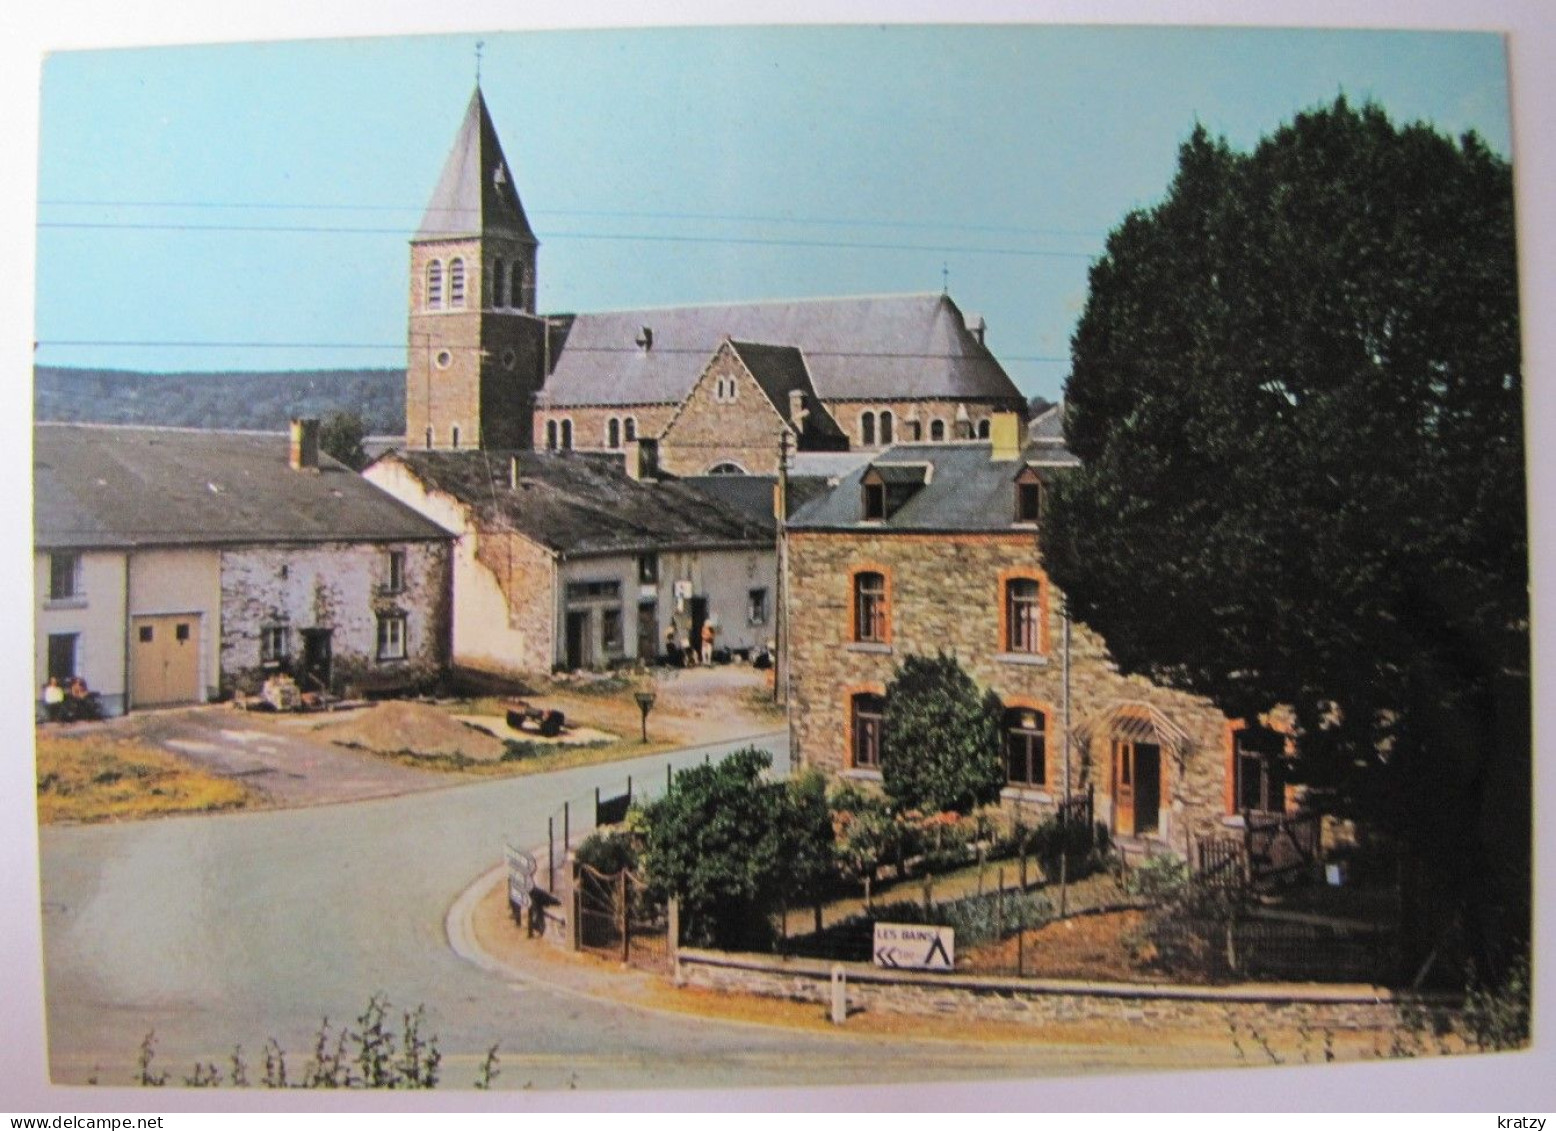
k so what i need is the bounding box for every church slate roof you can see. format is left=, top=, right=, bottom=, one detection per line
left=537, top=293, right=1023, bottom=409
left=380, top=449, right=773, bottom=557
left=416, top=87, right=538, bottom=245
left=34, top=424, right=453, bottom=551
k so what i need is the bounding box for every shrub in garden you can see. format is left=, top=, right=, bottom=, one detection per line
left=640, top=747, right=834, bottom=949
left=574, top=828, right=639, bottom=874
left=881, top=653, right=1004, bottom=815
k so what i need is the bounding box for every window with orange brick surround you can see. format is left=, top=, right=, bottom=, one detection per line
left=844, top=683, right=888, bottom=770
left=1002, top=696, right=1053, bottom=788
left=1224, top=719, right=1294, bottom=816
left=997, top=568, right=1049, bottom=654
left=848, top=565, right=892, bottom=644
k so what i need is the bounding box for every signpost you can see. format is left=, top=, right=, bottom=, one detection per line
left=506, top=844, right=537, bottom=931
left=872, top=923, right=955, bottom=970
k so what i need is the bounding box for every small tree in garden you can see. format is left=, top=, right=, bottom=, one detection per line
left=639, top=747, right=834, bottom=949
left=881, top=652, right=1004, bottom=815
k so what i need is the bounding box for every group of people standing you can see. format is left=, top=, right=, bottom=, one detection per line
left=663, top=620, right=717, bottom=668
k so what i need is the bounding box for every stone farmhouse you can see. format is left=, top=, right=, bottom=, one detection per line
left=364, top=449, right=777, bottom=675
left=784, top=414, right=1293, bottom=854
left=404, top=87, right=1028, bottom=470
left=33, top=421, right=454, bottom=716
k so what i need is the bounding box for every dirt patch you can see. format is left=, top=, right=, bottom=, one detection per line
left=964, top=908, right=1155, bottom=982
left=305, top=701, right=510, bottom=762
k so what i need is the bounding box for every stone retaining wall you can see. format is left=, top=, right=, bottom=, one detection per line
left=675, top=949, right=1457, bottom=1034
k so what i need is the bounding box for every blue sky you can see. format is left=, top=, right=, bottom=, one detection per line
left=32, top=25, right=1513, bottom=401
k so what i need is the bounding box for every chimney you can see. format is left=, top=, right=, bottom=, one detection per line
left=626, top=437, right=659, bottom=481
left=636, top=325, right=654, bottom=352
left=989, top=412, right=1021, bottom=461
left=289, top=418, right=320, bottom=471
left=788, top=389, right=810, bottom=430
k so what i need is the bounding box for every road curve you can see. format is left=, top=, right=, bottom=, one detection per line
left=39, top=733, right=1119, bottom=1093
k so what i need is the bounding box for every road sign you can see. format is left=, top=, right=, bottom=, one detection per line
left=505, top=846, right=537, bottom=876
left=872, top=923, right=955, bottom=970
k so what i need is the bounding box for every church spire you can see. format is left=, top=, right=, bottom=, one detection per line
left=415, top=87, right=538, bottom=247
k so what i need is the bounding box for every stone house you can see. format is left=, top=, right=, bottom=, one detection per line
left=784, top=414, right=1292, bottom=856
left=363, top=448, right=778, bottom=675
left=405, top=88, right=1028, bottom=467
left=33, top=421, right=454, bottom=715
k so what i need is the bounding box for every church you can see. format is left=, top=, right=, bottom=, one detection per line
left=403, top=87, right=1029, bottom=470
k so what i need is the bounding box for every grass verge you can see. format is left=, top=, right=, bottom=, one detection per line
left=36, top=733, right=255, bottom=823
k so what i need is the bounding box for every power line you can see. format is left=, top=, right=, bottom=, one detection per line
left=37, top=220, right=1097, bottom=260
left=36, top=339, right=1069, bottom=362
left=39, top=197, right=1109, bottom=241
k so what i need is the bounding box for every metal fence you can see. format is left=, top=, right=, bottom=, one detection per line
left=573, top=862, right=672, bottom=972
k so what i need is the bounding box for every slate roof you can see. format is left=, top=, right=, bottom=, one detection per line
left=381, top=449, right=773, bottom=556
left=34, top=424, right=453, bottom=550
left=1028, top=401, right=1067, bottom=444
left=788, top=441, right=1075, bottom=533
left=679, top=474, right=833, bottom=534
left=727, top=341, right=847, bottom=444
left=416, top=87, right=538, bottom=245
left=538, top=293, right=1023, bottom=409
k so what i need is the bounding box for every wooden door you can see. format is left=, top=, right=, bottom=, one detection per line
left=1112, top=739, right=1137, bottom=836
left=131, top=614, right=200, bottom=708
left=1113, top=740, right=1162, bottom=837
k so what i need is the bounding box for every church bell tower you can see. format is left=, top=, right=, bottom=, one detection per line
left=406, top=87, right=546, bottom=451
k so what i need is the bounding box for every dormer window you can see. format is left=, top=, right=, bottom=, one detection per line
left=861, top=463, right=929, bottom=522
left=1015, top=467, right=1043, bottom=524
left=864, top=480, right=886, bottom=520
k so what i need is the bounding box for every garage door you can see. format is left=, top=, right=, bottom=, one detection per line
left=130, top=614, right=201, bottom=708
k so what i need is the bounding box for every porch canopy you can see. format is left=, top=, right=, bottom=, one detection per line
left=1073, top=700, right=1192, bottom=754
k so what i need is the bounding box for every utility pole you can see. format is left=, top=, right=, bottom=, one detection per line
left=774, top=429, right=790, bottom=709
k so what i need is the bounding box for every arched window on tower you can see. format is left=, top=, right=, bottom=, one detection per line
left=426, top=260, right=444, bottom=309
left=977, top=419, right=991, bottom=439
left=492, top=257, right=508, bottom=308
left=930, top=419, right=946, bottom=442
left=449, top=258, right=466, bottom=308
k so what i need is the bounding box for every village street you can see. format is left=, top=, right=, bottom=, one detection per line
left=38, top=729, right=1189, bottom=1095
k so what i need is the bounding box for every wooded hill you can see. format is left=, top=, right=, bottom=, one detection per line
left=33, top=366, right=405, bottom=434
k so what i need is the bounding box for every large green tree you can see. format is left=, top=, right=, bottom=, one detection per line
left=1044, top=99, right=1527, bottom=968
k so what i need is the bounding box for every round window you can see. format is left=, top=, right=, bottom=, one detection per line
left=435, top=350, right=453, bottom=369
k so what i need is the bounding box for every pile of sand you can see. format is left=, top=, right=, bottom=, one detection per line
left=310, top=701, right=509, bottom=763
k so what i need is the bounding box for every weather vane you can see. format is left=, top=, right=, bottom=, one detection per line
left=475, top=40, right=485, bottom=84
left=941, top=262, right=950, bottom=295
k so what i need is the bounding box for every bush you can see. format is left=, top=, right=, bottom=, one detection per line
left=881, top=653, right=1004, bottom=815
left=1460, top=952, right=1530, bottom=1051
left=640, top=747, right=834, bottom=950
left=1122, top=852, right=1192, bottom=903
left=574, top=828, right=639, bottom=874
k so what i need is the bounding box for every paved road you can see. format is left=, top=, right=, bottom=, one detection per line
left=39, top=733, right=1137, bottom=1093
